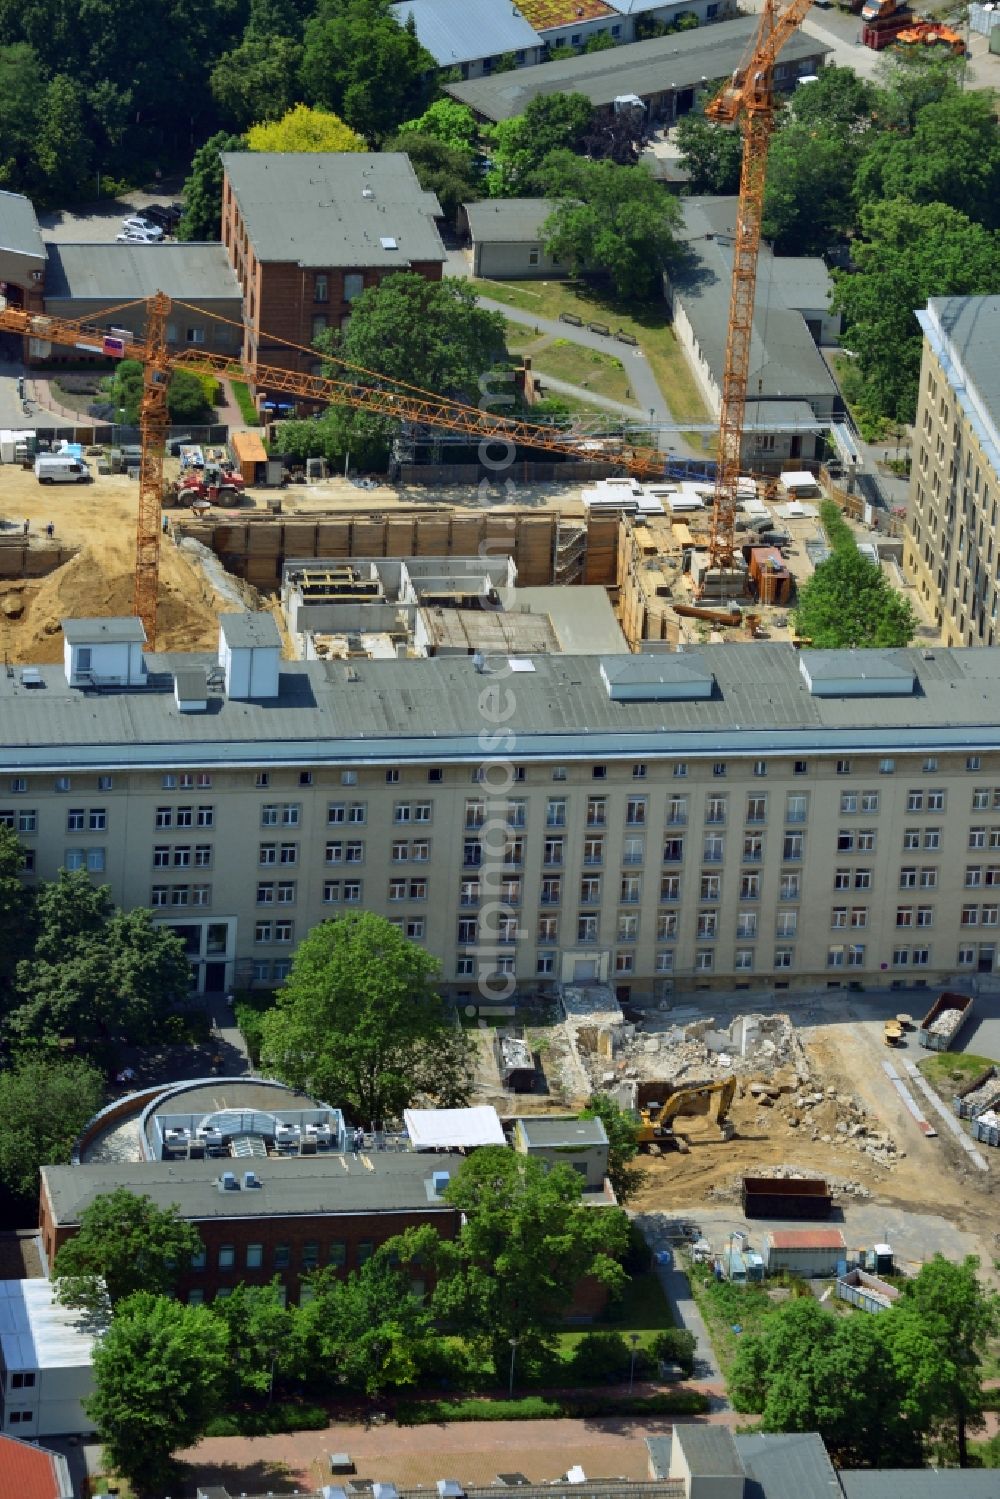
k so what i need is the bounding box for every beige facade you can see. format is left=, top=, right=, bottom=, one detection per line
left=5, top=622, right=1000, bottom=1000
left=904, top=296, right=1000, bottom=647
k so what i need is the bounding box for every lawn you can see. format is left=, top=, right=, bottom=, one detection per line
left=554, top=1267, right=675, bottom=1357
left=230, top=378, right=261, bottom=427
left=917, top=1051, right=997, bottom=1105
left=531, top=338, right=636, bottom=409
left=474, top=276, right=711, bottom=425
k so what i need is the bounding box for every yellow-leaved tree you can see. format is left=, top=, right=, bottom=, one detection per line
left=246, top=104, right=365, bottom=153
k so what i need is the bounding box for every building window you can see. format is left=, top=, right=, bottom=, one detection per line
left=186, top=326, right=206, bottom=345
left=246, top=1244, right=263, bottom=1268
left=218, top=1245, right=235, bottom=1268
left=314, top=273, right=329, bottom=303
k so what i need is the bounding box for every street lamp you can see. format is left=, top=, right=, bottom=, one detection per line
left=628, top=1333, right=641, bottom=1394
left=508, top=1336, right=520, bottom=1398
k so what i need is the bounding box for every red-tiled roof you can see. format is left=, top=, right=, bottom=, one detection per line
left=768, top=1229, right=846, bottom=1251
left=0, top=1434, right=68, bottom=1499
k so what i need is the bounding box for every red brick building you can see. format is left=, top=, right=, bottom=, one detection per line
left=219, top=152, right=446, bottom=402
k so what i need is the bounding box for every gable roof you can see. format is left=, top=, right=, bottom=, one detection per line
left=391, top=0, right=541, bottom=65
left=0, top=1433, right=73, bottom=1499
left=221, top=153, right=445, bottom=269
left=0, top=190, right=45, bottom=263
left=464, top=199, right=559, bottom=244
left=44, top=243, right=241, bottom=303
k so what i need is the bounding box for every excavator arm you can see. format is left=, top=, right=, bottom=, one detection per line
left=637, top=1076, right=737, bottom=1146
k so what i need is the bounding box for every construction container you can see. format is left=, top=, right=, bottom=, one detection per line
left=837, top=1267, right=899, bottom=1314
left=916, top=990, right=975, bottom=1051
left=494, top=1030, right=536, bottom=1092
left=230, top=429, right=268, bottom=486
left=953, top=1064, right=998, bottom=1119
left=742, top=1176, right=832, bottom=1219
left=764, top=1227, right=846, bottom=1277
left=747, top=545, right=792, bottom=605
left=970, top=1093, right=1000, bottom=1147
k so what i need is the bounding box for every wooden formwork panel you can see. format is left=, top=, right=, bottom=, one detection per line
left=450, top=516, right=484, bottom=556
left=386, top=517, right=417, bottom=555
left=282, top=523, right=318, bottom=554
left=583, top=513, right=619, bottom=585
left=414, top=518, right=451, bottom=553
left=515, top=515, right=556, bottom=585
left=351, top=520, right=388, bottom=553
left=245, top=557, right=281, bottom=587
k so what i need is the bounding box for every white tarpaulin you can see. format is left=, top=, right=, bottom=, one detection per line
left=780, top=470, right=821, bottom=492
left=404, top=1106, right=505, bottom=1150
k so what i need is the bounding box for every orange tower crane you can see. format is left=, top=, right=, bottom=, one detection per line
left=0, top=296, right=668, bottom=647
left=704, top=0, right=815, bottom=574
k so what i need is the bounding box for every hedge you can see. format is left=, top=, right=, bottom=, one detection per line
left=204, top=1400, right=328, bottom=1436
left=397, top=1389, right=709, bottom=1425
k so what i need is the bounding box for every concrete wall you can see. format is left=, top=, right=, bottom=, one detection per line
left=474, top=240, right=568, bottom=280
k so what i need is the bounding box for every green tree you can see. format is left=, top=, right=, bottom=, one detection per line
left=763, top=122, right=859, bottom=255
left=674, top=115, right=742, bottom=195
left=485, top=92, right=593, bottom=196
left=398, top=98, right=478, bottom=154
left=177, top=131, right=245, bottom=242
left=209, top=1280, right=295, bottom=1399
left=832, top=198, right=997, bottom=423
left=34, top=75, right=90, bottom=203
left=87, top=1294, right=228, bottom=1496
left=0, top=825, right=35, bottom=998
left=874, top=47, right=964, bottom=131
left=112, top=361, right=214, bottom=425
left=259, top=911, right=473, bottom=1124
left=581, top=1093, right=646, bottom=1204
left=9, top=877, right=191, bottom=1051
left=794, top=546, right=917, bottom=649
left=885, top=1255, right=1000, bottom=1466
left=210, top=37, right=303, bottom=131
left=787, top=63, right=878, bottom=133
left=0, top=44, right=47, bottom=194
left=537, top=150, right=681, bottom=301
left=854, top=90, right=1000, bottom=229
left=384, top=130, right=482, bottom=219
left=0, top=1056, right=105, bottom=1201
left=299, top=0, right=432, bottom=141
left=427, top=1147, right=629, bottom=1373
left=296, top=1248, right=438, bottom=1394
left=53, top=1189, right=202, bottom=1315
left=246, top=101, right=365, bottom=152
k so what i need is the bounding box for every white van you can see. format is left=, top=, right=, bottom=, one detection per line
left=34, top=454, right=91, bottom=484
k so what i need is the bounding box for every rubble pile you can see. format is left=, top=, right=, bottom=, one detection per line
left=960, top=1070, right=999, bottom=1114
left=603, top=1010, right=808, bottom=1086
left=928, top=1008, right=964, bottom=1039
left=710, top=1165, right=872, bottom=1202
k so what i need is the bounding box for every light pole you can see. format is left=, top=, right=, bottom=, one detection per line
left=628, top=1333, right=641, bottom=1394
left=508, top=1336, right=520, bottom=1398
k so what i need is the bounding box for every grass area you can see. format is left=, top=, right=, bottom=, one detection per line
left=917, top=1051, right=997, bottom=1105
left=230, top=378, right=261, bottom=427
left=686, top=1263, right=782, bottom=1377
left=531, top=338, right=634, bottom=407
left=554, top=1268, right=674, bottom=1356
left=397, top=1389, right=709, bottom=1425
left=473, top=276, right=711, bottom=424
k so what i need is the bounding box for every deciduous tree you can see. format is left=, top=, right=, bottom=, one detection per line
left=209, top=1280, right=296, bottom=1399
left=832, top=198, right=997, bottom=423
left=485, top=92, right=593, bottom=196
left=674, top=116, right=742, bottom=195
left=854, top=90, right=1000, bottom=230
left=581, top=1093, right=646, bottom=1203
left=384, top=130, right=482, bottom=219
left=210, top=38, right=303, bottom=131
left=427, top=1147, right=629, bottom=1374
left=0, top=1056, right=104, bottom=1201
left=794, top=545, right=917, bottom=649
left=537, top=150, right=681, bottom=301
left=296, top=1250, right=438, bottom=1394
left=53, top=1189, right=201, bottom=1315
left=87, top=1294, right=228, bottom=1496
left=259, top=911, right=474, bottom=1124
left=299, top=0, right=432, bottom=141
left=763, top=122, right=859, bottom=255
left=398, top=98, right=478, bottom=154
left=0, top=825, right=35, bottom=998
left=246, top=102, right=364, bottom=152
left=177, top=131, right=245, bottom=241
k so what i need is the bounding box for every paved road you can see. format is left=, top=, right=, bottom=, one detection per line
left=635, top=1214, right=726, bottom=1390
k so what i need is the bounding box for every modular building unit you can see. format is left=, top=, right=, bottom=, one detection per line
left=0, top=1279, right=100, bottom=1437
left=764, top=1227, right=847, bottom=1278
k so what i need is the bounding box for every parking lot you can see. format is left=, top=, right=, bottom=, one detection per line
left=37, top=191, right=183, bottom=244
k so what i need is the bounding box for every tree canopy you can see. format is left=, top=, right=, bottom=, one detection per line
left=384, top=129, right=482, bottom=220
left=794, top=502, right=917, bottom=649
left=87, top=1293, right=228, bottom=1496
left=537, top=150, right=681, bottom=301
left=832, top=198, right=997, bottom=424
left=581, top=1093, right=646, bottom=1204
left=259, top=911, right=473, bottom=1124
left=674, top=116, right=742, bottom=195
left=53, top=1189, right=202, bottom=1315
left=299, top=0, right=432, bottom=141
left=245, top=102, right=364, bottom=153
left=296, top=1249, right=438, bottom=1394
left=422, top=1146, right=629, bottom=1372
left=485, top=92, right=593, bottom=197
left=177, top=131, right=245, bottom=242
left=0, top=1054, right=105, bottom=1201
left=398, top=99, right=478, bottom=155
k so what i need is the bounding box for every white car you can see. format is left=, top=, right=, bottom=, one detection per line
left=121, top=215, right=164, bottom=240
left=116, top=229, right=160, bottom=244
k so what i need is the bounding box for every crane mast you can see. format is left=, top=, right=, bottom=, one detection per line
left=705, top=0, right=815, bottom=575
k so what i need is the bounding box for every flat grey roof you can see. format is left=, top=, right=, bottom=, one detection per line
left=673, top=1426, right=743, bottom=1477
left=803, top=649, right=914, bottom=683
left=220, top=611, right=281, bottom=649
left=9, top=640, right=1000, bottom=772
left=671, top=198, right=838, bottom=406
left=42, top=1150, right=455, bottom=1225
left=518, top=1116, right=608, bottom=1147
left=464, top=199, right=558, bottom=245
left=222, top=153, right=445, bottom=268
left=840, top=1473, right=1000, bottom=1499
left=734, top=1433, right=841, bottom=1499
left=511, top=585, right=626, bottom=655
left=0, top=190, right=45, bottom=262
left=44, top=243, right=241, bottom=303
left=921, top=296, right=1000, bottom=480
left=391, top=0, right=541, bottom=66
left=445, top=19, right=828, bottom=119
left=62, top=616, right=145, bottom=644
left=601, top=650, right=711, bottom=686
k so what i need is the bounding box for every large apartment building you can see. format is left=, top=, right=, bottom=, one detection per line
left=7, top=613, right=1000, bottom=996
left=904, top=295, right=1000, bottom=647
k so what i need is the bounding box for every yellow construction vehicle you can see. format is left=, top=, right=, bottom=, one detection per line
left=637, top=1076, right=738, bottom=1147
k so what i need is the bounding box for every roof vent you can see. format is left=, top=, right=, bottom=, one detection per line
left=19, top=667, right=43, bottom=688
left=243, top=1169, right=262, bottom=1189
left=362, top=185, right=375, bottom=199
left=432, top=1170, right=451, bottom=1194
left=220, top=1171, right=239, bottom=1191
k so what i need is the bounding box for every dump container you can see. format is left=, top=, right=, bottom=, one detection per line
left=742, top=1176, right=832, bottom=1219
left=953, top=1064, right=998, bottom=1119
left=917, top=990, right=975, bottom=1051
left=970, top=1100, right=1000, bottom=1148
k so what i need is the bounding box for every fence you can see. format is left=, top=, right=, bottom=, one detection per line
left=4, top=423, right=230, bottom=449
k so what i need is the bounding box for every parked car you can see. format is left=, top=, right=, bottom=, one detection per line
left=121, top=215, right=164, bottom=240
left=116, top=229, right=160, bottom=244
left=141, top=203, right=182, bottom=233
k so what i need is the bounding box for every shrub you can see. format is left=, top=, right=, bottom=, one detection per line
left=650, top=1328, right=697, bottom=1376
left=203, top=1400, right=328, bottom=1436
left=569, top=1331, right=631, bottom=1382
left=397, top=1389, right=708, bottom=1424
left=234, top=991, right=275, bottom=1066
left=231, top=380, right=260, bottom=427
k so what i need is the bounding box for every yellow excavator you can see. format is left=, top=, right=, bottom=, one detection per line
left=636, top=1076, right=738, bottom=1148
